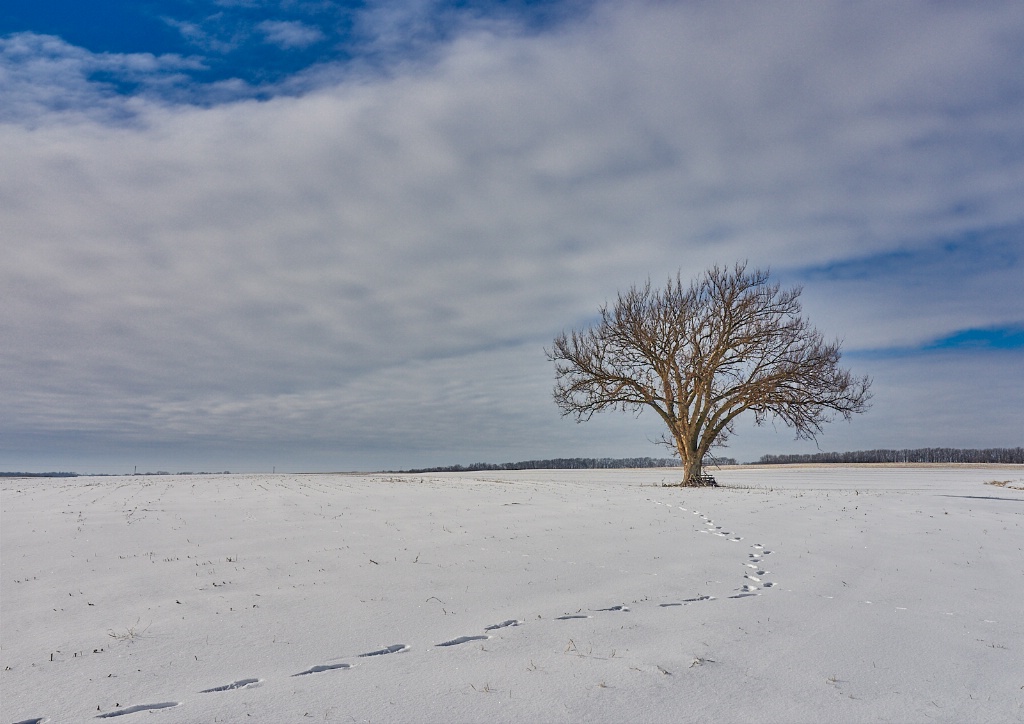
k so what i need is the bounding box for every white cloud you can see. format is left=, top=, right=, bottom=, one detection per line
left=161, top=17, right=242, bottom=55
left=0, top=32, right=204, bottom=124
left=352, top=0, right=448, bottom=53
left=258, top=20, right=326, bottom=50
left=2, top=1, right=1022, bottom=470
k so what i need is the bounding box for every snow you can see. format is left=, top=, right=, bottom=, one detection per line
left=2, top=466, right=1022, bottom=723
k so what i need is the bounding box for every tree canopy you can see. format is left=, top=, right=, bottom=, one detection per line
left=548, top=263, right=872, bottom=485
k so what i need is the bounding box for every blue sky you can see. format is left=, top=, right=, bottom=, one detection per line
left=2, top=1, right=1022, bottom=473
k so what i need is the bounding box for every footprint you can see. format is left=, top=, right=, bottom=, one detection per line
left=660, top=595, right=713, bottom=606
left=96, top=703, right=179, bottom=718
left=745, top=574, right=761, bottom=582
left=741, top=583, right=759, bottom=592
left=729, top=593, right=759, bottom=599
left=359, top=644, right=409, bottom=657
left=729, top=537, right=743, bottom=541
left=593, top=605, right=630, bottom=612
left=201, top=678, right=262, bottom=691
left=13, top=719, right=49, bottom=724
left=436, top=635, right=489, bottom=647
left=484, top=619, right=521, bottom=630
left=556, top=614, right=591, bottom=620
left=293, top=663, right=352, bottom=676
left=762, top=582, right=775, bottom=588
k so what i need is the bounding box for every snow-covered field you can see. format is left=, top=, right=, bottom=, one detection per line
left=2, top=466, right=1022, bottom=723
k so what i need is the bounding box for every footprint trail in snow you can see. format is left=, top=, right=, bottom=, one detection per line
left=36, top=498, right=777, bottom=723
left=649, top=497, right=779, bottom=598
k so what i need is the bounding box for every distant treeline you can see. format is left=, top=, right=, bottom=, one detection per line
left=755, top=447, right=1024, bottom=465
left=394, top=457, right=739, bottom=473
left=392, top=457, right=698, bottom=473
left=0, top=471, right=78, bottom=478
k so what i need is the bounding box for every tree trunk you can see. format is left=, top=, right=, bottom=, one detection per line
left=677, top=435, right=702, bottom=486
left=681, top=459, right=702, bottom=485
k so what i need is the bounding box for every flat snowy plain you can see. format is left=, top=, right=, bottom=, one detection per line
left=2, top=466, right=1022, bottom=723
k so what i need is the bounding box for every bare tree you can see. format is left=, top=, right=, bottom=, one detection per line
left=548, top=263, right=872, bottom=485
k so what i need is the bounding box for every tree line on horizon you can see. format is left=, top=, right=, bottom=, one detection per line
left=0, top=471, right=78, bottom=478
left=6, top=448, right=1021, bottom=478
left=395, top=447, right=1023, bottom=473
left=755, top=447, right=1024, bottom=465
left=390, top=457, right=704, bottom=474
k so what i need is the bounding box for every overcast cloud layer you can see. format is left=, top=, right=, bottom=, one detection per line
left=2, top=1, right=1022, bottom=473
